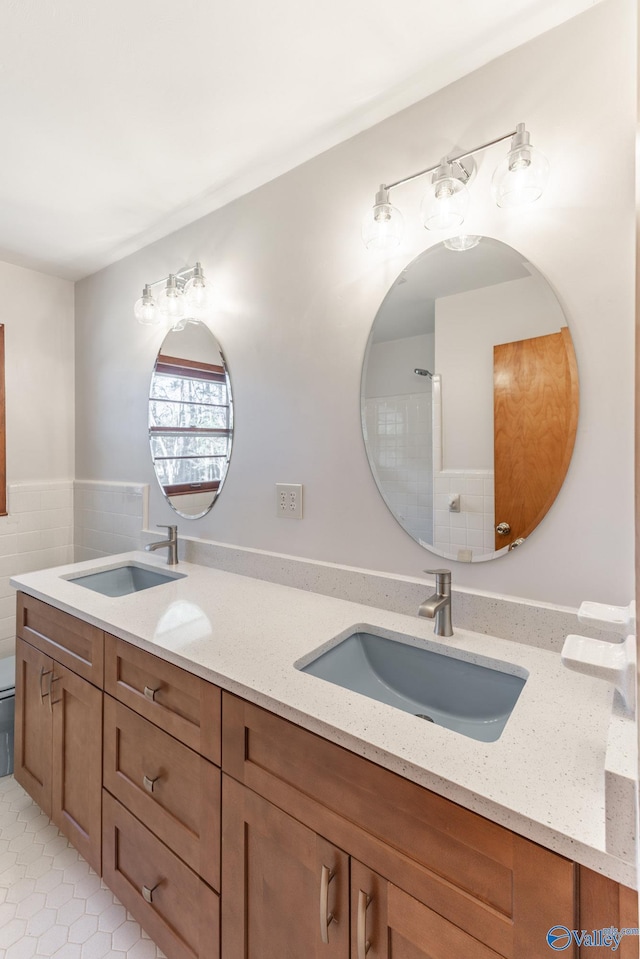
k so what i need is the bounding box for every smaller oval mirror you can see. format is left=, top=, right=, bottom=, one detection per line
left=148, top=321, right=233, bottom=519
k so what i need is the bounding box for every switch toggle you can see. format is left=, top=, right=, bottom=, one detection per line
left=448, top=493, right=460, bottom=512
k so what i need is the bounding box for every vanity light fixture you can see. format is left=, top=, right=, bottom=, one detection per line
left=134, top=262, right=212, bottom=329
left=362, top=123, right=549, bottom=250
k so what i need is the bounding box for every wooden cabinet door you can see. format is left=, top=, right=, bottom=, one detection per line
left=14, top=637, right=53, bottom=816
left=222, top=775, right=349, bottom=959
left=51, top=662, right=103, bottom=873
left=351, top=860, right=509, bottom=959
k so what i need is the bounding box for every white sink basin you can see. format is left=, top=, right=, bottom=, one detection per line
left=298, top=629, right=527, bottom=742
left=66, top=563, right=185, bottom=597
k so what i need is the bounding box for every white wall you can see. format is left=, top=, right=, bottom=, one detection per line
left=1, top=261, right=75, bottom=484
left=74, top=0, right=635, bottom=608
left=0, top=261, right=75, bottom=656
left=364, top=334, right=434, bottom=399
left=435, top=276, right=565, bottom=470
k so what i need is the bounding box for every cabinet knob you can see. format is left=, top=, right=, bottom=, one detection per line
left=143, top=774, right=161, bottom=794
left=142, top=882, right=160, bottom=904
left=143, top=684, right=161, bottom=702
left=496, top=522, right=511, bottom=536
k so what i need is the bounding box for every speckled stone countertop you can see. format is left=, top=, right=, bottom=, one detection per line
left=10, top=552, right=635, bottom=888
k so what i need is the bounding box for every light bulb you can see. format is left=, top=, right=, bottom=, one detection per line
left=134, top=284, right=160, bottom=325
left=492, top=124, right=549, bottom=208
left=184, top=262, right=212, bottom=316
left=362, top=185, right=404, bottom=251
left=421, top=160, right=468, bottom=232
left=158, top=275, right=186, bottom=324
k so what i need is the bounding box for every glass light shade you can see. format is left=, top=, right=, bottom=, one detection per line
left=185, top=273, right=212, bottom=316
left=443, top=234, right=481, bottom=252
left=169, top=316, right=188, bottom=332
left=158, top=276, right=186, bottom=322
left=134, top=285, right=160, bottom=326
left=491, top=144, right=549, bottom=208
left=421, top=170, right=468, bottom=232
left=362, top=201, right=404, bottom=251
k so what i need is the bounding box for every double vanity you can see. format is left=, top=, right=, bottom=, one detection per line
left=10, top=552, right=638, bottom=959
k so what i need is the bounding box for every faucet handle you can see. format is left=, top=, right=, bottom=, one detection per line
left=157, top=524, right=177, bottom=534
left=424, top=568, right=451, bottom=579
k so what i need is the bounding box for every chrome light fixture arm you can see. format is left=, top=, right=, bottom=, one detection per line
left=383, top=128, right=518, bottom=193
left=134, top=261, right=212, bottom=328
left=362, top=123, right=548, bottom=250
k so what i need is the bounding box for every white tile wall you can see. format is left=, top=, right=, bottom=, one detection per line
left=433, top=470, right=496, bottom=561
left=74, top=482, right=148, bottom=562
left=362, top=393, right=433, bottom=545
left=0, top=483, right=74, bottom=659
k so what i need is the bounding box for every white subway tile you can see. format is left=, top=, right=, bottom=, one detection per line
left=0, top=615, right=15, bottom=642
left=9, top=491, right=41, bottom=513
left=450, top=528, right=467, bottom=546
left=484, top=531, right=496, bottom=550
left=17, top=531, right=43, bottom=554
left=41, top=488, right=72, bottom=510
left=467, top=529, right=484, bottom=548
left=465, top=495, right=484, bottom=513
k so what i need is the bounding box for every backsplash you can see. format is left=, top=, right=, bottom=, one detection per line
left=0, top=479, right=614, bottom=661
left=74, top=480, right=148, bottom=561
left=0, top=482, right=73, bottom=657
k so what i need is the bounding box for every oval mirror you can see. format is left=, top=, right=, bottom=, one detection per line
left=149, top=321, right=233, bottom=519
left=361, top=237, right=578, bottom=562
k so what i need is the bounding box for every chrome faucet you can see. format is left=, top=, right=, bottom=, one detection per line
left=145, top=524, right=179, bottom=565
left=418, top=569, right=453, bottom=637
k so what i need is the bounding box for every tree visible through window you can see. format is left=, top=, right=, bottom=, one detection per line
left=148, top=353, right=231, bottom=496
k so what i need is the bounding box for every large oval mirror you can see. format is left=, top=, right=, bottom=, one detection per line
left=361, top=237, right=578, bottom=562
left=149, top=321, right=233, bottom=519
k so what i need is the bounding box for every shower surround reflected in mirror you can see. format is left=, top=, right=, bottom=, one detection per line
left=149, top=321, right=233, bottom=519
left=361, top=237, right=578, bottom=562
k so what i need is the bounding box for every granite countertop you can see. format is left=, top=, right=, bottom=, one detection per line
left=10, top=551, right=635, bottom=888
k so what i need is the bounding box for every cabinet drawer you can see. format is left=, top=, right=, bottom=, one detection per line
left=17, top=593, right=103, bottom=687
left=104, top=633, right=220, bottom=763
left=102, top=791, right=219, bottom=959
left=222, top=694, right=576, bottom=957
left=103, top=695, right=220, bottom=889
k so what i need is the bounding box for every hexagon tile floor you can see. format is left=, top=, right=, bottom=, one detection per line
left=0, top=775, right=167, bottom=959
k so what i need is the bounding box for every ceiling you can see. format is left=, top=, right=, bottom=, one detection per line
left=0, top=0, right=600, bottom=281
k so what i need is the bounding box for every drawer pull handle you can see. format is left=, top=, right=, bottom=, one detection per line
left=142, top=882, right=160, bottom=904
left=143, top=684, right=161, bottom=702
left=143, top=774, right=160, bottom=794
left=49, top=675, right=61, bottom=710
left=357, top=890, right=372, bottom=959
left=39, top=668, right=52, bottom=705
left=320, top=864, right=336, bottom=944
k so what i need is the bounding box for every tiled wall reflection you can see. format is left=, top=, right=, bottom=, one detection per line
left=363, top=393, right=433, bottom=545
left=433, top=470, right=495, bottom=560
